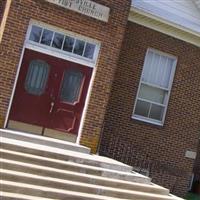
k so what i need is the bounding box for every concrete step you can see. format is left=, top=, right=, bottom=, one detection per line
left=1, top=149, right=150, bottom=184
left=0, top=192, right=57, bottom=200
left=1, top=137, right=134, bottom=172
left=0, top=129, right=90, bottom=154
left=1, top=169, right=169, bottom=199
left=0, top=129, right=184, bottom=200
left=1, top=159, right=168, bottom=195
left=1, top=180, right=182, bottom=200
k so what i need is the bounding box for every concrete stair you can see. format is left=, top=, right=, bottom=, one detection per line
left=0, top=129, right=90, bottom=154
left=0, top=129, right=183, bottom=200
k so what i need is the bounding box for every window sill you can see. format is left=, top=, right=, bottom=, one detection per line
left=132, top=115, right=164, bottom=127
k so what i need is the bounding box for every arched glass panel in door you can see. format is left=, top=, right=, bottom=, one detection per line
left=60, top=70, right=84, bottom=104
left=25, top=60, right=50, bottom=96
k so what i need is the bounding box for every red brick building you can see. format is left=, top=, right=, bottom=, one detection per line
left=99, top=21, right=200, bottom=197
left=0, top=0, right=199, bottom=198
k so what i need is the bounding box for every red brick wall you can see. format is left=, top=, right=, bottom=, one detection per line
left=0, top=0, right=131, bottom=152
left=100, top=22, right=200, bottom=197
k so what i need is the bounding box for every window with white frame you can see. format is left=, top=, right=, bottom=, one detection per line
left=28, top=24, right=98, bottom=62
left=133, top=48, right=177, bottom=125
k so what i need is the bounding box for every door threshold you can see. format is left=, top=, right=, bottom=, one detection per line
left=7, top=120, right=77, bottom=143
left=44, top=128, right=76, bottom=143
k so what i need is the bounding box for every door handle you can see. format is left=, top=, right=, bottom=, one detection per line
left=49, top=102, right=55, bottom=114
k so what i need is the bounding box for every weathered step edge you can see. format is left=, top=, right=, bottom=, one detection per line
left=1, top=168, right=169, bottom=196
left=0, top=129, right=90, bottom=154
left=0, top=192, right=58, bottom=200
left=1, top=137, right=133, bottom=172
left=1, top=180, right=182, bottom=200
left=1, top=149, right=151, bottom=184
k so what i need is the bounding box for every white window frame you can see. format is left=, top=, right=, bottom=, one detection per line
left=25, top=20, right=101, bottom=68
left=132, top=48, right=177, bottom=126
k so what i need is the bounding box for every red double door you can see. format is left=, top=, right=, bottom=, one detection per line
left=9, top=49, right=93, bottom=135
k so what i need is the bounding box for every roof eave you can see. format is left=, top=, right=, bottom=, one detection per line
left=129, top=7, right=200, bottom=48
left=130, top=6, right=200, bottom=38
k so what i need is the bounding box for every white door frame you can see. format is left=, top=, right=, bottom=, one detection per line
left=4, top=20, right=101, bottom=144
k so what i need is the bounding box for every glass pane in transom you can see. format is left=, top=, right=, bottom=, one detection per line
left=84, top=43, right=96, bottom=59
left=73, top=39, right=85, bottom=56
left=29, top=25, right=42, bottom=43
left=63, top=36, right=75, bottom=52
left=52, top=33, right=64, bottom=49
left=41, top=29, right=53, bottom=46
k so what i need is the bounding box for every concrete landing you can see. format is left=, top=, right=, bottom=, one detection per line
left=0, top=129, right=90, bottom=154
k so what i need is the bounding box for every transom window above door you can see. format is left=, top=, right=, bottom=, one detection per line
left=133, top=48, right=177, bottom=125
left=28, top=24, right=98, bottom=62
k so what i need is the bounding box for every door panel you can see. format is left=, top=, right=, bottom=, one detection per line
left=9, top=49, right=93, bottom=135
left=51, top=109, right=76, bottom=132
left=9, top=50, right=53, bottom=127
left=48, top=61, right=92, bottom=134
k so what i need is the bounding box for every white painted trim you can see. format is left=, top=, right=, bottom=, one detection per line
left=132, top=115, right=163, bottom=126
left=26, top=20, right=101, bottom=67
left=137, top=97, right=166, bottom=108
left=132, top=48, right=177, bottom=126
left=128, top=9, right=200, bottom=48
left=4, top=20, right=101, bottom=144
left=25, top=43, right=96, bottom=68
left=76, top=59, right=98, bottom=145
left=140, top=81, right=169, bottom=91
left=130, top=7, right=200, bottom=37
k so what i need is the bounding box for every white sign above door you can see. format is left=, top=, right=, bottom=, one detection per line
left=45, top=0, right=110, bottom=22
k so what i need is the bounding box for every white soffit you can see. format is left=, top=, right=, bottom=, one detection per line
left=131, top=0, right=200, bottom=36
